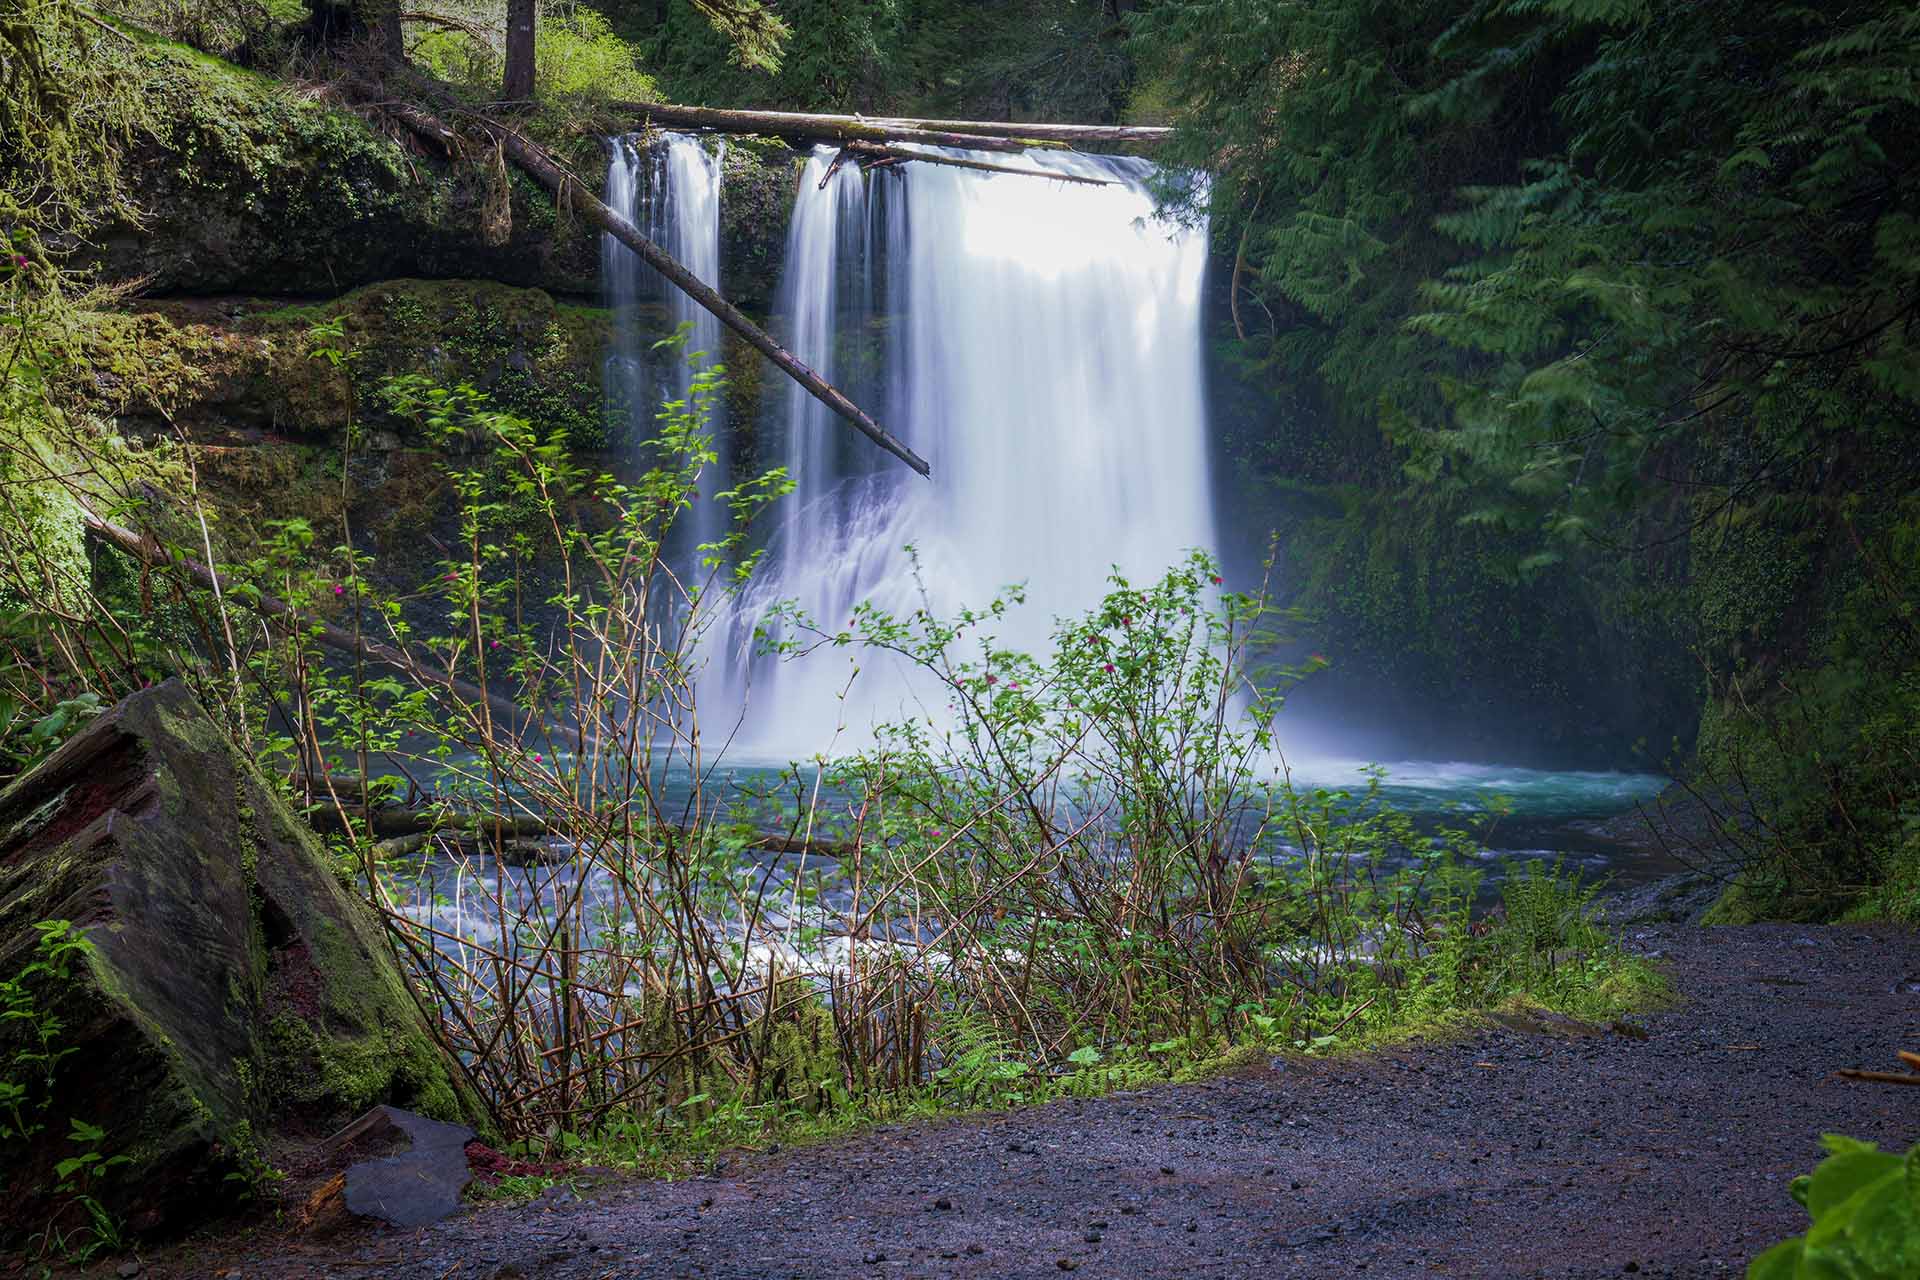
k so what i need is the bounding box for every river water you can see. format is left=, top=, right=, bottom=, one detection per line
left=583, top=134, right=1675, bottom=893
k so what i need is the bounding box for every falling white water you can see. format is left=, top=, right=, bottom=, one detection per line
left=603, top=132, right=728, bottom=554
left=703, top=146, right=1215, bottom=759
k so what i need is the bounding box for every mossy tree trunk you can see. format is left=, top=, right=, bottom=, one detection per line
left=502, top=0, right=535, bottom=100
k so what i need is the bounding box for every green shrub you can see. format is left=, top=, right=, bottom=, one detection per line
left=1750, top=1135, right=1920, bottom=1279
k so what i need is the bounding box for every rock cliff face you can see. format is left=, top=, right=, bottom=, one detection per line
left=0, top=681, right=485, bottom=1241
left=67, top=41, right=800, bottom=305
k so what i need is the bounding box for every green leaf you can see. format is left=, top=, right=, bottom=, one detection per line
left=1805, top=1147, right=1899, bottom=1221
left=1746, top=1237, right=1802, bottom=1280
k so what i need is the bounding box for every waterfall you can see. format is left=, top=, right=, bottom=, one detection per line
left=706, top=146, right=1215, bottom=759
left=602, top=132, right=728, bottom=555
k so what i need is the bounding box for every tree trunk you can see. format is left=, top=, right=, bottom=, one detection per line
left=626, top=104, right=1055, bottom=153
left=616, top=101, right=1173, bottom=147
left=502, top=0, right=536, bottom=101
left=358, top=0, right=405, bottom=61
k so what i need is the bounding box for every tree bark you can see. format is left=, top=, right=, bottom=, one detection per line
left=356, top=0, right=405, bottom=61
left=616, top=102, right=1172, bottom=147
left=366, top=90, right=930, bottom=476
left=502, top=0, right=535, bottom=101
left=623, top=104, right=1055, bottom=153
left=318, top=803, right=854, bottom=858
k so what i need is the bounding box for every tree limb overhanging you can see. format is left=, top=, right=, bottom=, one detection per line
left=617, top=102, right=1172, bottom=148
left=360, top=87, right=932, bottom=478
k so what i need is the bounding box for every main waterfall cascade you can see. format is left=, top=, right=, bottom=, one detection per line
left=603, top=132, right=728, bottom=555
left=607, top=139, right=1216, bottom=759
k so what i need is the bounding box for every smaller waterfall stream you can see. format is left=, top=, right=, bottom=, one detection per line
left=603, top=132, right=728, bottom=554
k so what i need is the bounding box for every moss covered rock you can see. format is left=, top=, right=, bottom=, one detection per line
left=67, top=40, right=801, bottom=308
left=0, top=680, right=485, bottom=1242
left=71, top=39, right=598, bottom=297
left=66, top=280, right=614, bottom=446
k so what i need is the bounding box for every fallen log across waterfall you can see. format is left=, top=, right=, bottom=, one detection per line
left=616, top=101, right=1173, bottom=148
left=818, top=140, right=1116, bottom=188
left=357, top=85, right=930, bottom=478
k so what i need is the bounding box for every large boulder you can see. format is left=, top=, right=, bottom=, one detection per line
left=0, top=681, right=486, bottom=1242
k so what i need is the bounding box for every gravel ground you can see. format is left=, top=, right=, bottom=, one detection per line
left=131, top=923, right=1920, bottom=1280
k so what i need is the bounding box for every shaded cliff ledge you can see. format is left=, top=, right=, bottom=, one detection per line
left=62, top=35, right=799, bottom=306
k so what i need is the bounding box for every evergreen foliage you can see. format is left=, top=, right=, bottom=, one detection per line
left=1132, top=0, right=1920, bottom=916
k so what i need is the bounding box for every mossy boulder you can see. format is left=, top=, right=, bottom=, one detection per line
left=718, top=136, right=802, bottom=316
left=67, top=40, right=801, bottom=307
left=0, top=680, right=486, bottom=1242
left=72, top=38, right=599, bottom=297
left=64, top=280, right=614, bottom=447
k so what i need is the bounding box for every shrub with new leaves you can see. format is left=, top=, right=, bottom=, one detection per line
left=1749, top=1135, right=1920, bottom=1279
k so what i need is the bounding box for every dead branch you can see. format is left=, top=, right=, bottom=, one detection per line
left=1835, top=1068, right=1920, bottom=1086
left=357, top=85, right=930, bottom=477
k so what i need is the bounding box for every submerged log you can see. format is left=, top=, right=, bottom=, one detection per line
left=362, top=87, right=929, bottom=477
left=619, top=102, right=1172, bottom=147
left=321, top=802, right=855, bottom=861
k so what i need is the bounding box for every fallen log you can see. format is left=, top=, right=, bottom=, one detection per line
left=312, top=806, right=550, bottom=840
left=316, top=802, right=854, bottom=860
left=1835, top=1068, right=1920, bottom=1086
left=365, top=88, right=929, bottom=477
left=79, top=505, right=526, bottom=728
left=623, top=103, right=1055, bottom=153
left=827, top=140, right=1114, bottom=188
left=617, top=102, right=1172, bottom=147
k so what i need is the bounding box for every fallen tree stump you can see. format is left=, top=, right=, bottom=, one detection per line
left=0, top=682, right=488, bottom=1243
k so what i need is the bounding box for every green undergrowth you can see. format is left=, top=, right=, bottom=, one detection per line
left=471, top=861, right=1665, bottom=1193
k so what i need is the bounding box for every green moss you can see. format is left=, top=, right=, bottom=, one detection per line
left=79, top=37, right=600, bottom=296
left=1170, top=1042, right=1268, bottom=1082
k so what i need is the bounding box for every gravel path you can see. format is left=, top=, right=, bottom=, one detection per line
left=144, top=923, right=1920, bottom=1279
